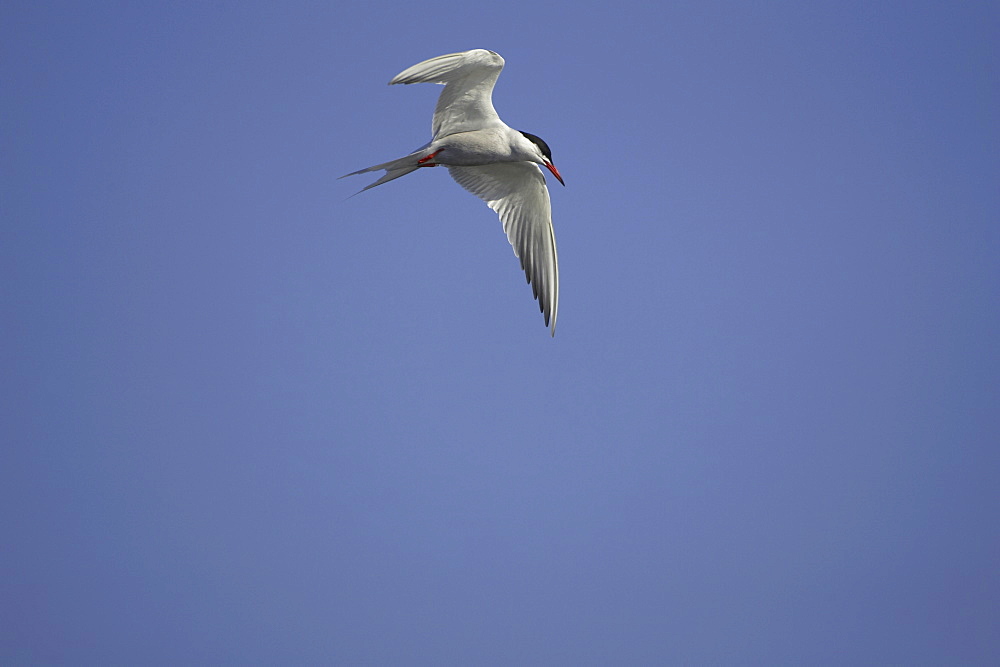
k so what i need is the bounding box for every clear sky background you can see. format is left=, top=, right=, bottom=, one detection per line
left=3, top=1, right=998, bottom=664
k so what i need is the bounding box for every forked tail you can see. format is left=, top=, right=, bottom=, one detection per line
left=340, top=147, right=429, bottom=196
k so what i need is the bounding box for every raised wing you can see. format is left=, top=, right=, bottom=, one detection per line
left=389, top=49, right=505, bottom=139
left=448, top=163, right=559, bottom=335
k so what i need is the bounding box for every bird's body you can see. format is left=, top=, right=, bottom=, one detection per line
left=342, top=49, right=564, bottom=336
left=430, top=127, right=539, bottom=165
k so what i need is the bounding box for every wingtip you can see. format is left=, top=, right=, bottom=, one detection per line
left=544, top=310, right=557, bottom=337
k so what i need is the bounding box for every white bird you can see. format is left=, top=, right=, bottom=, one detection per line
left=341, top=49, right=565, bottom=336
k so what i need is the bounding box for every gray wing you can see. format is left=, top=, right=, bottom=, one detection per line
left=448, top=163, right=559, bottom=335
left=389, top=49, right=505, bottom=139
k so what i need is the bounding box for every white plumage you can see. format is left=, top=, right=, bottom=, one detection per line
left=342, top=49, right=564, bottom=336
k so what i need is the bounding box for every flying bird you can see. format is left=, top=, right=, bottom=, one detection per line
left=341, top=49, right=564, bottom=336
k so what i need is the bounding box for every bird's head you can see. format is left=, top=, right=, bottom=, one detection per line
left=518, top=131, right=564, bottom=186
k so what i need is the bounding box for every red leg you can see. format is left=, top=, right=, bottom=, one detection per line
left=417, top=149, right=442, bottom=165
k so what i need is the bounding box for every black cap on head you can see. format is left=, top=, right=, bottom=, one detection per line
left=518, top=131, right=553, bottom=161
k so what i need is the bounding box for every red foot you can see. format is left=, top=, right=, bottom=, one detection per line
left=417, top=150, right=442, bottom=165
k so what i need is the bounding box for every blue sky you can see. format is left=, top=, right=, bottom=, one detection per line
left=3, top=1, right=998, bottom=663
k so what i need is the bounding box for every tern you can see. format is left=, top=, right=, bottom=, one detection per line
left=342, top=49, right=565, bottom=336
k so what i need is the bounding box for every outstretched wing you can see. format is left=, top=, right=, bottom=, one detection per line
left=448, top=163, right=559, bottom=335
left=389, top=49, right=506, bottom=139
